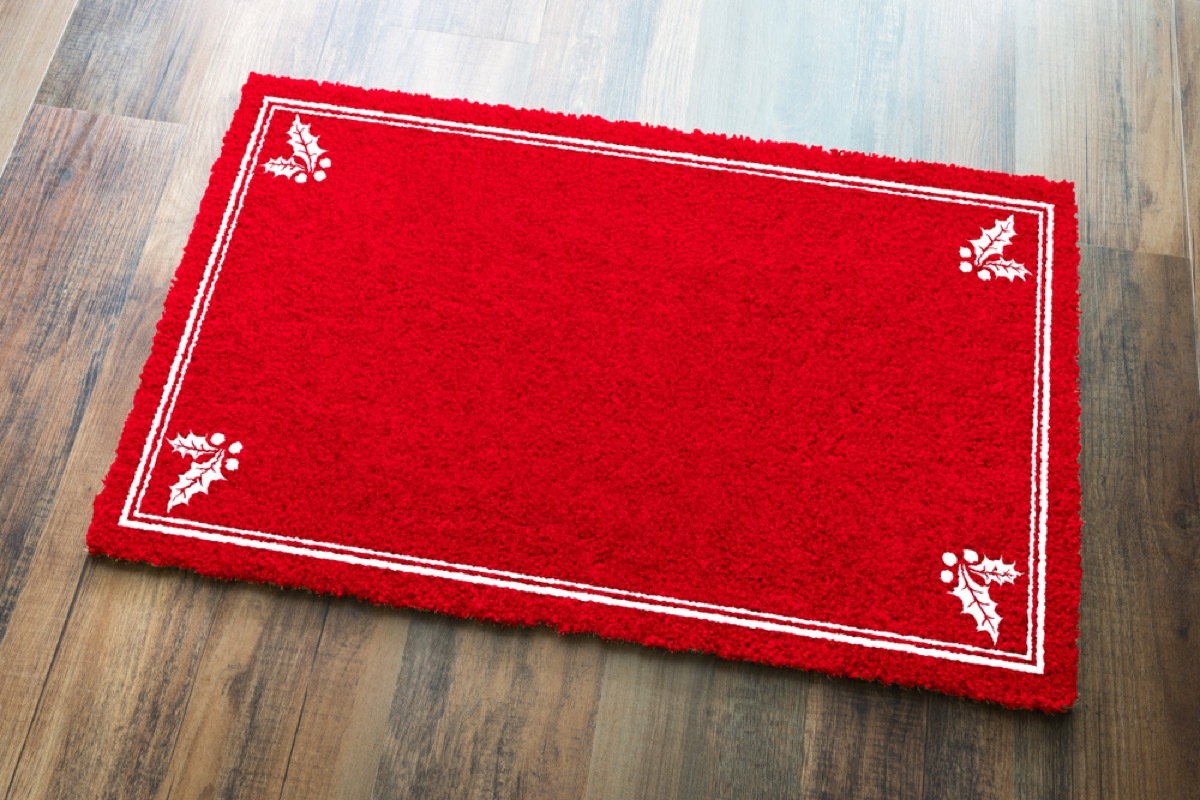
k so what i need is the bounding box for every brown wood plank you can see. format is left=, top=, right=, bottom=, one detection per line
left=4, top=565, right=221, bottom=800
left=275, top=601, right=413, bottom=799
left=149, top=586, right=327, bottom=800
left=799, top=683, right=925, bottom=799
left=676, top=663, right=809, bottom=800
left=0, top=103, right=182, bottom=793
left=367, top=618, right=604, bottom=799
left=580, top=649, right=712, bottom=799
left=1069, top=246, right=1200, bottom=798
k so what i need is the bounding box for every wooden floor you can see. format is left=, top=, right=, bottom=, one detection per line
left=1, top=1, right=1198, bottom=797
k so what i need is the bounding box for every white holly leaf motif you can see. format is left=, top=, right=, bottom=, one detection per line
left=981, top=258, right=1030, bottom=282
left=168, top=452, right=226, bottom=511
left=287, top=115, right=325, bottom=172
left=970, top=557, right=1022, bottom=586
left=969, top=215, right=1017, bottom=265
left=168, top=432, right=219, bottom=460
left=262, top=156, right=302, bottom=178
left=949, top=566, right=1001, bottom=643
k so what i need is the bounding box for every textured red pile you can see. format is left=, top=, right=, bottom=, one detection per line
left=89, top=74, right=1081, bottom=710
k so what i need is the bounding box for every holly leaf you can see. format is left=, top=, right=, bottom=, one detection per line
left=287, top=115, right=325, bottom=172
left=168, top=452, right=226, bottom=511
left=982, top=258, right=1030, bottom=282
left=168, top=432, right=219, bottom=459
left=969, top=216, right=1017, bottom=265
left=949, top=566, right=1001, bottom=643
left=970, top=557, right=1022, bottom=585
left=263, top=156, right=302, bottom=178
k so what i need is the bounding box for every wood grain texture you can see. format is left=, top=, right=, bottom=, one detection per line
left=0, top=0, right=78, bottom=174
left=1, top=0, right=1199, bottom=798
left=381, top=0, right=548, bottom=44
left=1072, top=247, right=1200, bottom=797
left=0, top=103, right=182, bottom=792
left=153, top=586, right=327, bottom=799
left=1013, top=0, right=1187, bottom=258
left=1175, top=0, right=1200, bottom=368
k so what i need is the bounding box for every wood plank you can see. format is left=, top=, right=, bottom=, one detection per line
left=526, top=0, right=703, bottom=125
left=4, top=565, right=221, bottom=799
left=676, top=662, right=809, bottom=800
left=686, top=1, right=1015, bottom=168
left=1174, top=0, right=1200, bottom=346
left=0, top=0, right=78, bottom=175
left=151, top=586, right=327, bottom=799
left=275, top=601, right=413, bottom=799
left=1014, top=0, right=1187, bottom=257
left=381, top=0, right=548, bottom=44
left=581, top=648, right=712, bottom=799
left=799, top=682, right=925, bottom=799
left=367, top=617, right=604, bottom=798
left=0, top=103, right=182, bottom=792
left=35, top=0, right=233, bottom=121
left=1069, top=246, right=1200, bottom=798
left=361, top=27, right=535, bottom=104
left=920, top=699, right=1015, bottom=799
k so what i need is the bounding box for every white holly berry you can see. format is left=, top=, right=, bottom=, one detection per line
left=295, top=173, right=308, bottom=184
left=210, top=432, right=225, bottom=445
left=226, top=458, right=240, bottom=471
left=977, top=271, right=991, bottom=281
left=229, top=441, right=243, bottom=454
left=319, top=157, right=331, bottom=168
left=313, top=170, right=327, bottom=181
left=964, top=549, right=979, bottom=563
left=940, top=569, right=954, bottom=583
left=942, top=552, right=957, bottom=566
left=959, top=261, right=973, bottom=272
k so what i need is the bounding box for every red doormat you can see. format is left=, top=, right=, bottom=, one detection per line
left=89, top=74, right=1081, bottom=710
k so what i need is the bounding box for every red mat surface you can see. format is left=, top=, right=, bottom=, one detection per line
left=89, top=74, right=1081, bottom=710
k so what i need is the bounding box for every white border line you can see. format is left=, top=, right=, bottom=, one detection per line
left=119, top=96, right=1053, bottom=672
left=116, top=517, right=1045, bottom=673
left=128, top=509, right=1017, bottom=657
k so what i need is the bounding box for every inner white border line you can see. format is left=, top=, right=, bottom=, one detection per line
left=119, top=95, right=1054, bottom=673
left=117, top=516, right=1047, bottom=673
left=129, top=509, right=1014, bottom=658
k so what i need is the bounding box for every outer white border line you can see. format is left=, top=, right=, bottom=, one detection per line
left=265, top=98, right=1055, bottom=211
left=132, top=509, right=1020, bottom=659
left=118, top=517, right=1045, bottom=674
left=120, top=96, right=1054, bottom=673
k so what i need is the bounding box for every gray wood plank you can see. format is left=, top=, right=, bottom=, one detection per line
left=1013, top=0, right=1187, bottom=257
left=0, top=0, right=78, bottom=175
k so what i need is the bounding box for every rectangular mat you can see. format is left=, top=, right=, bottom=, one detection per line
left=89, top=74, right=1081, bottom=710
